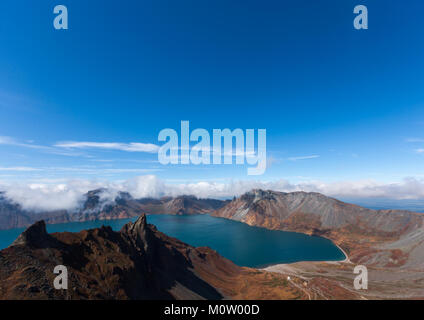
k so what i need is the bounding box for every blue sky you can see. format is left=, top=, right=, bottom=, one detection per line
left=1, top=0, right=424, bottom=190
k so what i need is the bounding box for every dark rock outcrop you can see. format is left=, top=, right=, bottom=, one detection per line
left=0, top=214, right=227, bottom=299
left=11, top=221, right=52, bottom=248
left=2, top=214, right=308, bottom=300
left=0, top=214, right=312, bottom=300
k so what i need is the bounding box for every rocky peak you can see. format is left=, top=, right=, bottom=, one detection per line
left=121, top=214, right=150, bottom=252
left=129, top=214, right=147, bottom=232
left=171, top=195, right=197, bottom=206
left=116, top=191, right=133, bottom=200
left=11, top=220, right=52, bottom=248
left=83, top=189, right=103, bottom=210
left=241, top=189, right=276, bottom=203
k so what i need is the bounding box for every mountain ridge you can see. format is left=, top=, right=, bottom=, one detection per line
left=0, top=190, right=228, bottom=230
left=0, top=214, right=318, bottom=300
left=212, top=189, right=424, bottom=269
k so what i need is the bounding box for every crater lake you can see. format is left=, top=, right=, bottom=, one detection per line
left=0, top=214, right=345, bottom=267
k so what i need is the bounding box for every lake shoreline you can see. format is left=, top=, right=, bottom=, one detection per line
left=261, top=241, right=351, bottom=275
left=0, top=214, right=345, bottom=268
left=262, top=242, right=350, bottom=270
left=211, top=214, right=348, bottom=265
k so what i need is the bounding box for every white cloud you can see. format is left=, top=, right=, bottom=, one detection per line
left=55, top=141, right=160, bottom=153
left=0, top=167, right=42, bottom=172
left=0, top=166, right=160, bottom=175
left=0, top=136, right=49, bottom=150
left=0, top=136, right=16, bottom=144
left=2, top=175, right=424, bottom=212
left=287, top=155, right=320, bottom=161
left=0, top=180, right=106, bottom=212
left=123, top=175, right=167, bottom=198
left=406, top=138, right=424, bottom=143
left=1, top=136, right=159, bottom=156
left=0, top=136, right=83, bottom=157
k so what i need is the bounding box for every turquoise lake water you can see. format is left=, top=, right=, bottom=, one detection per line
left=0, top=214, right=345, bottom=267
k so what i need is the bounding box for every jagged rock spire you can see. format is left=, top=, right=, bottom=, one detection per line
left=11, top=220, right=51, bottom=248
left=121, top=214, right=150, bottom=253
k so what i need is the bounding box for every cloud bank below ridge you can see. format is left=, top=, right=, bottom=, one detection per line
left=1, top=175, right=424, bottom=212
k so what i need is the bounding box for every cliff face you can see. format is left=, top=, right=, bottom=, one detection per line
left=0, top=214, right=319, bottom=300
left=213, top=190, right=424, bottom=269
left=0, top=190, right=227, bottom=230
left=0, top=192, right=34, bottom=230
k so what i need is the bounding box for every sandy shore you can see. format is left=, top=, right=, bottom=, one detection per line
left=335, top=243, right=351, bottom=263
left=262, top=242, right=351, bottom=275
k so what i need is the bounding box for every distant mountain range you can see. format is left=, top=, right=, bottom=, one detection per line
left=0, top=190, right=228, bottom=230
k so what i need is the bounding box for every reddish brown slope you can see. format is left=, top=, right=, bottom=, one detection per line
left=0, top=214, right=313, bottom=300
